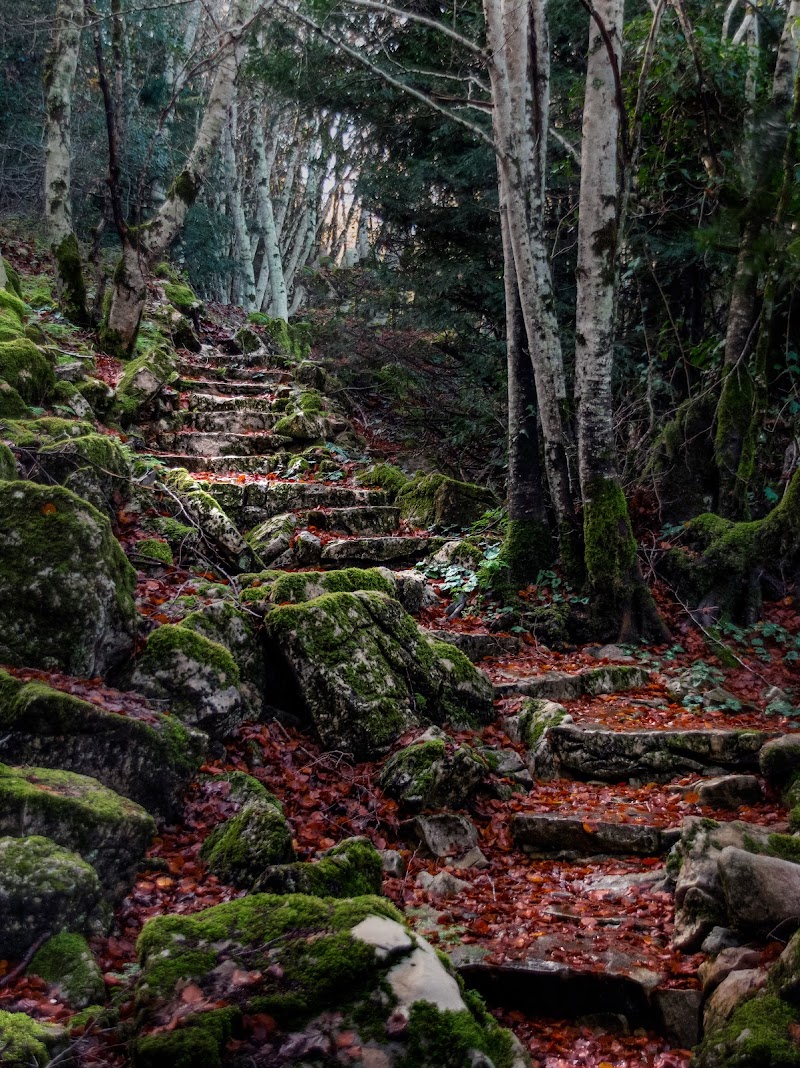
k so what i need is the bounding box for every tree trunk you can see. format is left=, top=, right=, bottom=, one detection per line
left=44, top=0, right=88, bottom=324
left=223, top=104, right=256, bottom=310
left=103, top=0, right=254, bottom=354
left=574, top=0, right=665, bottom=641
left=715, top=0, right=800, bottom=515
left=253, top=122, right=289, bottom=319
left=484, top=0, right=579, bottom=571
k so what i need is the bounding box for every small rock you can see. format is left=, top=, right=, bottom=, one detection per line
left=448, top=846, right=489, bottom=870
left=694, top=775, right=763, bottom=809
left=575, top=1012, right=630, bottom=1033
left=592, top=645, right=636, bottom=663
left=719, top=846, right=800, bottom=934
left=703, top=969, right=766, bottom=1035
left=652, top=988, right=702, bottom=1048
left=699, top=947, right=762, bottom=994
left=380, top=849, right=406, bottom=877
left=701, top=927, right=742, bottom=954
left=411, top=813, right=479, bottom=858
left=294, top=529, right=322, bottom=566
left=763, top=685, right=789, bottom=704
left=425, top=871, right=470, bottom=897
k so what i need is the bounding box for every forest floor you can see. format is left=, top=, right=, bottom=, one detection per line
left=2, top=252, right=800, bottom=1068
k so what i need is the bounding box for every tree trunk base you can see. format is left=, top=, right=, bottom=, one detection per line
left=54, top=233, right=89, bottom=326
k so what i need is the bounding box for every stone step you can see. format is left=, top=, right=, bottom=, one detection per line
left=493, top=664, right=651, bottom=701
left=531, top=723, right=774, bottom=783
left=141, top=452, right=286, bottom=475
left=320, top=535, right=442, bottom=569
left=205, top=480, right=389, bottom=528
left=510, top=813, right=680, bottom=857
left=309, top=505, right=401, bottom=536
left=422, top=629, right=526, bottom=662
left=174, top=409, right=281, bottom=434
left=187, top=392, right=278, bottom=412
left=178, top=351, right=266, bottom=369
left=177, top=360, right=281, bottom=381
left=154, top=430, right=289, bottom=457
left=178, top=375, right=290, bottom=395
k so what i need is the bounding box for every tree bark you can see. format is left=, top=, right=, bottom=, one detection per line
left=44, top=0, right=88, bottom=323
left=223, top=103, right=257, bottom=310
left=253, top=121, right=289, bottom=319
left=103, top=0, right=255, bottom=354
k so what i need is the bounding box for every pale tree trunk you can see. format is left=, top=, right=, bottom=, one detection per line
left=715, top=0, right=800, bottom=515
left=223, top=103, right=256, bottom=309
left=355, top=209, right=371, bottom=262
left=103, top=0, right=255, bottom=354
left=0, top=258, right=7, bottom=291
left=284, top=162, right=320, bottom=309
left=44, top=0, right=88, bottom=323
left=484, top=0, right=578, bottom=572
left=574, top=0, right=663, bottom=640
left=253, top=122, right=289, bottom=319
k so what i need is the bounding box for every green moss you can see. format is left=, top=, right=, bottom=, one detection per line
left=0, top=442, right=16, bottom=480
left=1, top=416, right=92, bottom=448
left=698, top=994, right=800, bottom=1066
left=136, top=893, right=402, bottom=1020
left=0, top=288, right=26, bottom=321
left=168, top=170, right=201, bottom=206
left=133, top=1006, right=240, bottom=1068
left=205, top=771, right=277, bottom=808
left=0, top=379, right=28, bottom=418
left=3, top=263, right=22, bottom=299
left=517, top=698, right=566, bottom=748
left=298, top=389, right=324, bottom=414
left=0, top=337, right=55, bottom=404
left=234, top=327, right=260, bottom=354
left=199, top=801, right=295, bottom=887
left=153, top=262, right=181, bottom=283
left=29, top=932, right=105, bottom=1008
left=397, top=472, right=496, bottom=529
left=0, top=1009, right=64, bottom=1067
left=164, top=282, right=201, bottom=315
left=135, top=538, right=173, bottom=565
left=54, top=233, right=89, bottom=326
left=139, top=625, right=239, bottom=684
left=242, top=567, right=394, bottom=605
left=256, top=837, right=384, bottom=898
left=401, top=1000, right=515, bottom=1068
left=490, top=517, right=553, bottom=594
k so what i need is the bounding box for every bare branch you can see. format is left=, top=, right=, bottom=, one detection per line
left=336, top=0, right=486, bottom=57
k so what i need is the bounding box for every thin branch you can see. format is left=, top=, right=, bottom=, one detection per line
left=549, top=126, right=581, bottom=164
left=336, top=0, right=487, bottom=57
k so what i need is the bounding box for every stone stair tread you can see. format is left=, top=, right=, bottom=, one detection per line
left=175, top=410, right=280, bottom=433
left=307, top=505, right=401, bottom=535
left=493, top=663, right=651, bottom=700
left=510, top=811, right=679, bottom=856
left=205, top=480, right=390, bottom=526
left=422, top=629, right=526, bottom=662
left=177, top=362, right=286, bottom=381
left=320, top=535, right=442, bottom=567
left=140, top=452, right=284, bottom=474
left=179, top=378, right=287, bottom=395
left=154, top=430, right=290, bottom=457
left=188, top=393, right=278, bottom=411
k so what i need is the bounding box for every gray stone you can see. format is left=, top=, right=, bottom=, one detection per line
left=423, top=630, right=526, bottom=662
left=759, top=733, right=800, bottom=793
left=380, top=849, right=406, bottom=877
left=321, top=535, right=441, bottom=568
left=703, top=969, right=766, bottom=1035
left=694, top=775, right=763, bottom=808
left=418, top=870, right=471, bottom=897
left=511, top=813, right=677, bottom=857
left=494, top=664, right=650, bottom=701
left=652, top=987, right=703, bottom=1048
left=719, top=846, right=800, bottom=935
left=379, top=730, right=489, bottom=812
left=699, top=947, right=763, bottom=994
left=293, top=528, right=322, bottom=566
left=448, top=845, right=489, bottom=870
left=701, top=927, right=742, bottom=954
left=411, top=813, right=480, bottom=858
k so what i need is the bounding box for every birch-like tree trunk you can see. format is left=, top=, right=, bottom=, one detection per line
left=253, top=122, right=289, bottom=319
left=223, top=104, right=257, bottom=309
left=484, top=0, right=578, bottom=569
left=102, top=0, right=255, bottom=354
left=44, top=0, right=88, bottom=323
left=574, top=0, right=662, bottom=639
left=715, top=0, right=800, bottom=515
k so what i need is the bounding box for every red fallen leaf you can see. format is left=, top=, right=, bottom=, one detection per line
left=41, top=502, right=57, bottom=515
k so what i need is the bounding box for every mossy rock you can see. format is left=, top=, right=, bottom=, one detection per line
left=355, top=462, right=410, bottom=499
left=695, top=994, right=800, bottom=1067
left=54, top=233, right=89, bottom=325
left=0, top=442, right=17, bottom=480
left=273, top=410, right=328, bottom=442
left=0, top=338, right=55, bottom=404
left=2, top=264, right=22, bottom=298
left=0, top=762, right=155, bottom=898
left=234, top=327, right=260, bottom=354
left=180, top=601, right=267, bottom=718
left=397, top=473, right=497, bottom=530
left=0, top=378, right=28, bottom=418
left=254, top=836, right=383, bottom=897
left=240, top=566, right=396, bottom=606
left=0, top=835, right=105, bottom=959
left=1, top=415, right=93, bottom=449
left=0, top=288, right=27, bottom=321
left=132, top=1007, right=239, bottom=1068
left=264, top=590, right=494, bottom=759
left=0, top=669, right=207, bottom=820
left=378, top=732, right=489, bottom=812
left=29, top=932, right=105, bottom=1008
left=0, top=481, right=138, bottom=676
left=200, top=800, right=295, bottom=888
left=35, top=432, right=132, bottom=517
left=0, top=1010, right=68, bottom=1067
left=164, top=282, right=201, bottom=316
left=134, top=537, right=173, bottom=565
left=130, top=624, right=244, bottom=738
left=115, top=345, right=177, bottom=424
left=131, top=891, right=518, bottom=1068
left=515, top=698, right=568, bottom=750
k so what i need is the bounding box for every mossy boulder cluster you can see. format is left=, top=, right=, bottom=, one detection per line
left=265, top=590, right=494, bottom=758
left=130, top=893, right=524, bottom=1068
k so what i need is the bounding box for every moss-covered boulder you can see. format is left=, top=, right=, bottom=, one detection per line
left=0, top=836, right=105, bottom=958
left=240, top=566, right=396, bottom=606
left=379, top=729, right=490, bottom=812
left=0, top=441, right=16, bottom=480
left=130, top=892, right=521, bottom=1068
left=355, top=462, right=410, bottom=498
left=29, top=932, right=105, bottom=1008
left=253, top=836, right=383, bottom=897
left=0, top=670, right=207, bottom=819
left=159, top=467, right=261, bottom=572
left=130, top=624, right=245, bottom=738
left=164, top=282, right=202, bottom=316
left=35, top=432, right=132, bottom=516
left=506, top=698, right=570, bottom=750
left=0, top=763, right=155, bottom=898
left=397, top=473, right=497, bottom=530
left=0, top=338, right=54, bottom=405
left=0, top=1011, right=68, bottom=1067
left=0, top=378, right=28, bottom=417
left=0, top=481, right=138, bottom=676
left=115, top=345, right=177, bottom=424
left=180, top=601, right=267, bottom=718
left=200, top=799, right=295, bottom=888
left=1, top=415, right=92, bottom=448
left=265, top=591, right=494, bottom=759
left=244, top=512, right=296, bottom=566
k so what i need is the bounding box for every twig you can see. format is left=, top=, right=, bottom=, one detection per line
left=0, top=932, right=49, bottom=989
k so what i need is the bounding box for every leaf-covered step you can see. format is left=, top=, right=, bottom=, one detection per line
left=141, top=452, right=286, bottom=475
left=320, top=535, right=444, bottom=568
left=206, top=479, right=389, bottom=526
left=531, top=723, right=775, bottom=782
left=177, top=359, right=285, bottom=381
left=187, top=391, right=278, bottom=412
left=154, top=429, right=290, bottom=457
left=493, top=663, right=651, bottom=700
left=510, top=812, right=680, bottom=857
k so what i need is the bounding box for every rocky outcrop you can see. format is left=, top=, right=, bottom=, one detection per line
left=0, top=481, right=138, bottom=676
left=265, top=591, right=493, bottom=758
left=200, top=798, right=296, bottom=888
left=379, top=728, right=490, bottom=812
